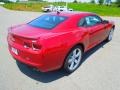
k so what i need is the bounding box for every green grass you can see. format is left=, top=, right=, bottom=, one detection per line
left=69, top=3, right=120, bottom=16
left=2, top=2, right=120, bottom=16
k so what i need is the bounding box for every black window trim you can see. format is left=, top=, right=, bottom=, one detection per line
left=28, top=14, right=68, bottom=30
left=78, top=15, right=103, bottom=27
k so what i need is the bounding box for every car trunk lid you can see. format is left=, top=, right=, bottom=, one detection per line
left=10, top=24, right=50, bottom=39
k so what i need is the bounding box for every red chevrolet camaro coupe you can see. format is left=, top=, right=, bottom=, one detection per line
left=7, top=12, right=115, bottom=73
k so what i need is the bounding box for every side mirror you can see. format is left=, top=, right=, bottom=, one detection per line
left=102, top=20, right=109, bottom=24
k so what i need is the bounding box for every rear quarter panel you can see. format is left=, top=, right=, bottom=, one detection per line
left=39, top=29, right=89, bottom=71
left=104, top=22, right=115, bottom=39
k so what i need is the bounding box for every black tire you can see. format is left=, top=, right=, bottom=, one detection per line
left=46, top=9, right=50, bottom=12
left=106, top=28, right=114, bottom=42
left=64, top=45, right=83, bottom=73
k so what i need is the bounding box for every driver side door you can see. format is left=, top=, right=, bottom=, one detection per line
left=79, top=15, right=106, bottom=49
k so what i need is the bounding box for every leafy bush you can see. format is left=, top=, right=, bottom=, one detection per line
left=116, top=0, right=120, bottom=7
left=90, top=0, right=95, bottom=4
left=73, top=0, right=77, bottom=3
left=99, top=0, right=104, bottom=5
left=0, top=0, right=11, bottom=3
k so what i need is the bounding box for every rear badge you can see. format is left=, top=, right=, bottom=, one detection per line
left=11, top=47, right=18, bottom=55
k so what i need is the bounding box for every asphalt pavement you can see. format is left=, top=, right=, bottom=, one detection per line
left=0, top=6, right=120, bottom=90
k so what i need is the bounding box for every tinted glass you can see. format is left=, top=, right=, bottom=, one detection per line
left=28, top=14, right=67, bottom=29
left=85, top=16, right=102, bottom=26
left=78, top=18, right=86, bottom=27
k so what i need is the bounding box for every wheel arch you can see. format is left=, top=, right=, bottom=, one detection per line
left=112, top=25, right=115, bottom=30
left=73, top=43, right=85, bottom=53
left=62, top=43, right=85, bottom=73
left=62, top=43, right=85, bottom=66
left=66, top=43, right=85, bottom=60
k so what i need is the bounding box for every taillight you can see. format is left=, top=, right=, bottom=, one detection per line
left=24, top=41, right=41, bottom=51
left=11, top=35, right=15, bottom=42
left=24, top=42, right=31, bottom=49
left=32, top=41, right=41, bottom=51
left=8, top=33, right=15, bottom=42
left=32, top=43, right=41, bottom=51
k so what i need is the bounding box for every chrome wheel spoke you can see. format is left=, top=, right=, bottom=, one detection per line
left=68, top=58, right=73, bottom=64
left=75, top=52, right=80, bottom=58
left=108, top=29, right=114, bottom=41
left=69, top=61, right=74, bottom=70
left=67, top=48, right=82, bottom=71
left=74, top=59, right=78, bottom=64
left=73, top=49, right=77, bottom=57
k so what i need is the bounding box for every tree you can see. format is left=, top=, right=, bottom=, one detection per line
left=104, top=0, right=112, bottom=6
left=90, top=0, right=95, bottom=4
left=0, top=0, right=11, bottom=3
left=73, top=0, right=77, bottom=3
left=99, top=0, right=104, bottom=5
left=116, top=0, right=120, bottom=7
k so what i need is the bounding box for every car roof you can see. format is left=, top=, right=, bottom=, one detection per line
left=49, top=11, right=96, bottom=17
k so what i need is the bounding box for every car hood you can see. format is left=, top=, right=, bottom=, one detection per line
left=9, top=24, right=53, bottom=39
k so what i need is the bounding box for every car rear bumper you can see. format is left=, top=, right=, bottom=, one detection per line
left=8, top=43, right=48, bottom=72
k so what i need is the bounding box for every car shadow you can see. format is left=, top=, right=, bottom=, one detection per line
left=16, top=41, right=108, bottom=83
left=81, top=41, right=107, bottom=64
left=16, top=60, right=69, bottom=83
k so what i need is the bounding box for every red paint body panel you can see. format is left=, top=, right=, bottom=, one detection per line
left=7, top=12, right=114, bottom=72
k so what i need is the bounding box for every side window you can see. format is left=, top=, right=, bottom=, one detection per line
left=78, top=18, right=86, bottom=27
left=85, top=15, right=102, bottom=26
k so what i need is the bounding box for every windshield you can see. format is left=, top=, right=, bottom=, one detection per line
left=28, top=14, right=68, bottom=30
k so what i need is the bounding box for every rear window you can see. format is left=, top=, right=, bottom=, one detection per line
left=28, top=14, right=68, bottom=30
